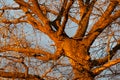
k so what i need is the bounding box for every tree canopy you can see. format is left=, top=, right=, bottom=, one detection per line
left=0, top=0, right=120, bottom=80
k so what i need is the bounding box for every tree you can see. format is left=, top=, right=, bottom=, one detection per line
left=0, top=0, right=120, bottom=80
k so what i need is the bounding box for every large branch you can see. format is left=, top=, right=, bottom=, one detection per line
left=83, top=1, right=119, bottom=47
left=0, top=46, right=63, bottom=61
left=30, top=0, right=49, bottom=25
left=57, top=0, right=74, bottom=36
left=13, top=0, right=59, bottom=42
left=92, top=58, right=120, bottom=75
left=73, top=0, right=96, bottom=39
left=78, top=0, right=85, bottom=19
left=0, top=71, right=44, bottom=80
left=52, top=0, right=68, bottom=31
left=0, top=46, right=51, bottom=56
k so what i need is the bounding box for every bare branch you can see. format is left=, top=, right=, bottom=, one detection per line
left=1, top=16, right=26, bottom=24
left=78, top=0, right=85, bottom=19
left=57, top=0, right=74, bottom=36
left=0, top=71, right=44, bottom=80
left=14, top=0, right=48, bottom=25
left=0, top=45, right=63, bottom=61
left=0, top=46, right=51, bottom=57
left=73, top=0, right=96, bottom=39
left=51, top=0, right=68, bottom=32
left=29, top=0, right=49, bottom=25
left=0, top=6, right=20, bottom=10
left=91, top=41, right=120, bottom=66
left=92, top=58, right=120, bottom=75
left=84, top=1, right=120, bottom=47
left=14, top=0, right=59, bottom=42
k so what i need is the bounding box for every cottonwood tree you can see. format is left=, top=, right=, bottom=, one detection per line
left=0, top=0, right=120, bottom=80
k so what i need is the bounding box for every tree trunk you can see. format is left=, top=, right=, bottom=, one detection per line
left=70, top=60, right=94, bottom=80
left=63, top=39, right=94, bottom=80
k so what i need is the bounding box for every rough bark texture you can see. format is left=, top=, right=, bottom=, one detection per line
left=0, top=0, right=120, bottom=80
left=63, top=39, right=93, bottom=80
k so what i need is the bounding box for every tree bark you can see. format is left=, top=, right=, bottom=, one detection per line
left=63, top=39, right=94, bottom=80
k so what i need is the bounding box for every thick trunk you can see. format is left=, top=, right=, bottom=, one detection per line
left=70, top=60, right=94, bottom=80
left=72, top=69, right=93, bottom=80
left=63, top=39, right=94, bottom=80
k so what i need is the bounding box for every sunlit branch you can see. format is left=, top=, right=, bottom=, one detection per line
left=36, top=47, right=63, bottom=61
left=0, top=0, right=120, bottom=79
left=13, top=0, right=58, bottom=42
left=0, top=10, right=4, bottom=17
left=0, top=46, right=51, bottom=56
left=44, top=6, right=79, bottom=24
left=0, top=55, right=23, bottom=63
left=0, top=55, right=33, bottom=79
left=30, top=0, right=49, bottom=25
left=68, top=15, right=79, bottom=24
left=73, top=0, right=96, bottom=39
left=91, top=41, right=120, bottom=66
left=0, top=46, right=63, bottom=61
left=78, top=0, right=85, bottom=19
left=88, top=1, right=118, bottom=34
left=0, top=6, right=20, bottom=10
left=92, top=58, right=120, bottom=75
left=57, top=0, right=74, bottom=36
left=51, top=0, right=68, bottom=32
left=14, top=0, right=30, bottom=11
left=14, top=0, right=48, bottom=25
left=0, top=71, right=44, bottom=80
left=84, top=1, right=120, bottom=47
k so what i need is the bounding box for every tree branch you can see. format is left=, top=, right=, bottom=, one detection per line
left=44, top=6, right=79, bottom=24
left=84, top=1, right=119, bottom=47
left=14, top=0, right=59, bottom=42
left=78, top=0, right=85, bottom=20
left=92, top=58, right=120, bottom=75
left=0, top=46, right=51, bottom=56
left=91, top=41, right=120, bottom=66
left=57, top=0, right=74, bottom=36
left=51, top=0, right=68, bottom=33
left=0, top=45, right=63, bottom=61
left=0, top=6, right=20, bottom=10
left=29, top=0, right=49, bottom=25
left=14, top=0, right=48, bottom=25
left=73, top=0, right=96, bottom=39
left=1, top=16, right=26, bottom=24
left=0, top=71, right=44, bottom=80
